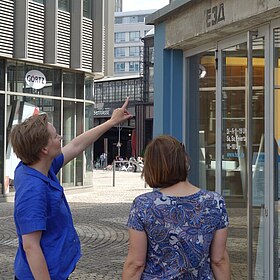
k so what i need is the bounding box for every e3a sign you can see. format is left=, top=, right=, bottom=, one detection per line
left=25, top=70, right=46, bottom=90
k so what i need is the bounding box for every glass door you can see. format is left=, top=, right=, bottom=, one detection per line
left=185, top=26, right=270, bottom=279
left=218, top=29, right=267, bottom=279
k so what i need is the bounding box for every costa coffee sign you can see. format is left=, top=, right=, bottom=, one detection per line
left=25, top=70, right=46, bottom=89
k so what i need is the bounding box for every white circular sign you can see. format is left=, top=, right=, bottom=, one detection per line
left=25, top=70, right=46, bottom=89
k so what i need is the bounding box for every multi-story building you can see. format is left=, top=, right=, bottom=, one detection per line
left=114, top=10, right=155, bottom=76
left=0, top=0, right=114, bottom=197
left=115, top=0, right=122, bottom=12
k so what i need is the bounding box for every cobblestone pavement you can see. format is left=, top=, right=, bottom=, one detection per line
left=0, top=170, right=248, bottom=279
left=0, top=170, right=148, bottom=280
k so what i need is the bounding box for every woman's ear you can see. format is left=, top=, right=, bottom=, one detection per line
left=41, top=147, right=49, bottom=155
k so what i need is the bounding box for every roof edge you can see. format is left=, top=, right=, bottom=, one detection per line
left=145, top=0, right=194, bottom=25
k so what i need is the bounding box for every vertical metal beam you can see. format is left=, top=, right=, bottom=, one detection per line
left=247, top=30, right=255, bottom=280
left=216, top=48, right=222, bottom=195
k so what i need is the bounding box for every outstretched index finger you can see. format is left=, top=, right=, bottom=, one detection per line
left=121, top=97, right=129, bottom=110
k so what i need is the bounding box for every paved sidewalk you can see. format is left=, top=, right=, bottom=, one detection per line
left=0, top=170, right=246, bottom=279
left=0, top=170, right=149, bottom=280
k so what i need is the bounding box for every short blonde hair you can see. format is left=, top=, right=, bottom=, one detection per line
left=142, top=135, right=190, bottom=188
left=10, top=114, right=50, bottom=165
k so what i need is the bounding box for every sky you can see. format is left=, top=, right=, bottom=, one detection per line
left=122, top=0, right=169, bottom=12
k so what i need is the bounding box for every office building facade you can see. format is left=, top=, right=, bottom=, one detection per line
left=114, top=10, right=154, bottom=76
left=0, top=0, right=114, bottom=196
left=147, top=0, right=280, bottom=278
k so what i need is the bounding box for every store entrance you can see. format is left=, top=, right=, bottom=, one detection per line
left=185, top=26, right=270, bottom=279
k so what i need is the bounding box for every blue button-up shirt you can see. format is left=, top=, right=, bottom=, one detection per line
left=14, top=154, right=81, bottom=280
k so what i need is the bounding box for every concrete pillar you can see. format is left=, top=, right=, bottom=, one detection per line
left=71, top=0, right=82, bottom=69
left=14, top=0, right=28, bottom=59
left=45, top=0, right=57, bottom=64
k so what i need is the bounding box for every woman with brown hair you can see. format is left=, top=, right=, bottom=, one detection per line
left=122, top=135, right=231, bottom=280
left=11, top=99, right=132, bottom=280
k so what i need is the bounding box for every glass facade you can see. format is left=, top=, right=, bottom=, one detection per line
left=2, top=59, right=95, bottom=194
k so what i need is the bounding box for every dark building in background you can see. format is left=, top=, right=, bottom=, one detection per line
left=136, top=28, right=155, bottom=156
left=93, top=75, right=142, bottom=164
left=93, top=28, right=156, bottom=163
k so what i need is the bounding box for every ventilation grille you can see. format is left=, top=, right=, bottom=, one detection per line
left=57, top=10, right=70, bottom=66
left=28, top=1, right=45, bottom=61
left=0, top=0, right=14, bottom=56
left=82, top=18, right=93, bottom=71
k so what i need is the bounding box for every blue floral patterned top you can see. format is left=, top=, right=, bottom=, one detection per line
left=127, top=189, right=229, bottom=280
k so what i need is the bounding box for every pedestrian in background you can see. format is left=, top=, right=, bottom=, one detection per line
left=10, top=99, right=132, bottom=280
left=122, top=135, right=230, bottom=280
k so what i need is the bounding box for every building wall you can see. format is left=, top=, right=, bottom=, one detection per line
left=147, top=1, right=280, bottom=279
left=0, top=0, right=114, bottom=196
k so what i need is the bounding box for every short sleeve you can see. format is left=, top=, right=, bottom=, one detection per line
left=216, top=195, right=229, bottom=230
left=15, top=181, right=47, bottom=235
left=127, top=197, right=146, bottom=231
left=51, top=154, right=64, bottom=175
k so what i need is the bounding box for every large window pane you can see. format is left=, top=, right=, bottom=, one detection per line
left=0, top=59, right=4, bottom=90
left=83, top=0, right=91, bottom=18
left=114, top=47, right=126, bottom=58
left=5, top=95, right=61, bottom=192
left=0, top=94, right=4, bottom=194
left=58, top=0, right=70, bottom=12
left=62, top=101, right=75, bottom=186
left=115, top=32, right=126, bottom=43
left=7, top=61, right=61, bottom=96
left=84, top=103, right=94, bottom=185
left=129, top=31, right=140, bottom=42
left=75, top=103, right=84, bottom=186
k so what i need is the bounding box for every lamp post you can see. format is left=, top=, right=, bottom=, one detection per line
left=117, top=123, right=121, bottom=157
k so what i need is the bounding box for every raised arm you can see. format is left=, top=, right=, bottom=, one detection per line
left=62, top=98, right=132, bottom=166
left=210, top=227, right=231, bottom=280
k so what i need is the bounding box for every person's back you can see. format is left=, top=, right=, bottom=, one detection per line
left=127, top=189, right=228, bottom=279
left=122, top=135, right=231, bottom=280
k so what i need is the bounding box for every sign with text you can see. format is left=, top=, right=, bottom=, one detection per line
left=25, top=70, right=46, bottom=90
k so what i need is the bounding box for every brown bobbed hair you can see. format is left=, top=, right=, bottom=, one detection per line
left=142, top=135, right=190, bottom=188
left=10, top=114, right=51, bottom=165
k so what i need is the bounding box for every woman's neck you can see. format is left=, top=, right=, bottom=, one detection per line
left=159, top=181, right=200, bottom=197
left=28, top=159, right=52, bottom=177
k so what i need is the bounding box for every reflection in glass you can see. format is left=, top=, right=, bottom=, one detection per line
left=221, top=38, right=265, bottom=278
left=5, top=95, right=61, bottom=192
left=75, top=103, right=84, bottom=186
left=0, top=59, right=4, bottom=90
left=62, top=101, right=75, bottom=187
left=199, top=52, right=216, bottom=191
left=7, top=60, right=61, bottom=96
left=84, top=103, right=94, bottom=185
